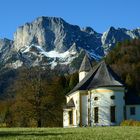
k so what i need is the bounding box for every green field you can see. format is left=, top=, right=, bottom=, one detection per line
left=0, top=127, right=140, bottom=140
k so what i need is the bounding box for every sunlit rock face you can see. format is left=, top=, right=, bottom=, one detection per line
left=13, top=16, right=103, bottom=53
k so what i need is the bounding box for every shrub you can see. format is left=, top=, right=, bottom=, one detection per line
left=121, top=120, right=140, bottom=126
left=0, top=123, right=6, bottom=128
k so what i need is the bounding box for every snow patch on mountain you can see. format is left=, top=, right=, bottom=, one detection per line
left=6, top=60, right=23, bottom=69
left=20, top=44, right=79, bottom=68
left=42, top=50, right=72, bottom=58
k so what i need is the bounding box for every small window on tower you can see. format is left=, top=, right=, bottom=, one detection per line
left=111, top=95, right=115, bottom=100
left=94, top=97, right=98, bottom=101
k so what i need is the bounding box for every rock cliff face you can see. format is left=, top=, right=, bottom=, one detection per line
left=0, top=38, right=23, bottom=69
left=102, top=27, right=140, bottom=53
left=14, top=17, right=103, bottom=55
left=0, top=38, right=13, bottom=63
left=0, top=38, right=13, bottom=55
left=1, top=16, right=140, bottom=72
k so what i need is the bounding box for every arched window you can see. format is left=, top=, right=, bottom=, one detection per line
left=94, top=97, right=98, bottom=101
left=111, top=95, right=115, bottom=100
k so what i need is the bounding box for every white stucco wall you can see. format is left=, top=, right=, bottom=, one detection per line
left=90, top=87, right=125, bottom=126
left=126, top=105, right=140, bottom=121
left=63, top=108, right=77, bottom=127
left=79, top=71, right=88, bottom=82
left=63, top=109, right=69, bottom=127
left=63, top=87, right=125, bottom=127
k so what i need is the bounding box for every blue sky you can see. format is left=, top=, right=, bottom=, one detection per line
left=0, top=0, right=140, bottom=39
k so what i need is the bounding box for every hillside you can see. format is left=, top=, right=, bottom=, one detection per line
left=105, top=39, right=140, bottom=96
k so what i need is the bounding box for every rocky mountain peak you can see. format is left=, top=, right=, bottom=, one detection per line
left=108, top=26, right=116, bottom=32
left=101, top=26, right=137, bottom=53
left=1, top=16, right=140, bottom=72
left=82, top=27, right=97, bottom=34
left=0, top=38, right=13, bottom=45
left=0, top=38, right=13, bottom=51
left=33, top=16, right=68, bottom=31
left=13, top=16, right=82, bottom=53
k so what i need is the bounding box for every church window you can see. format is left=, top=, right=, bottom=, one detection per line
left=124, top=106, right=126, bottom=120
left=94, top=107, right=98, bottom=123
left=130, top=107, right=135, bottom=115
left=94, top=97, right=98, bottom=101
left=110, top=106, right=116, bottom=123
left=76, top=110, right=78, bottom=123
left=88, top=108, right=90, bottom=125
left=111, top=95, right=115, bottom=99
left=69, top=111, right=73, bottom=125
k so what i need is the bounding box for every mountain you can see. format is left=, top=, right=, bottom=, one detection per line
left=102, top=27, right=140, bottom=53
left=1, top=16, right=140, bottom=72
left=0, top=38, right=23, bottom=69
left=0, top=38, right=13, bottom=61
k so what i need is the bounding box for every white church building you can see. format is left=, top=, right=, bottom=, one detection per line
left=63, top=55, right=140, bottom=127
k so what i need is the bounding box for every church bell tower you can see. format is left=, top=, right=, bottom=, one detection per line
left=79, top=54, right=92, bottom=82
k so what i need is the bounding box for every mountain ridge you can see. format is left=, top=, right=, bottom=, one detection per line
left=1, top=16, right=140, bottom=72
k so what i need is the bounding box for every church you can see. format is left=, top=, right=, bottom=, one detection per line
left=63, top=55, right=140, bottom=127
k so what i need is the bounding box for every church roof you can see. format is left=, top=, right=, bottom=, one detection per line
left=79, top=54, right=92, bottom=72
left=87, top=61, right=123, bottom=89
left=67, top=61, right=124, bottom=96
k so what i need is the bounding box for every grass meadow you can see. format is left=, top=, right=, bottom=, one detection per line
left=0, top=127, right=140, bottom=140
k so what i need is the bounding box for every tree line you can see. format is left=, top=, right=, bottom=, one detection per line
left=0, top=67, right=78, bottom=127
left=1, top=38, right=140, bottom=127
left=105, top=39, right=140, bottom=96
